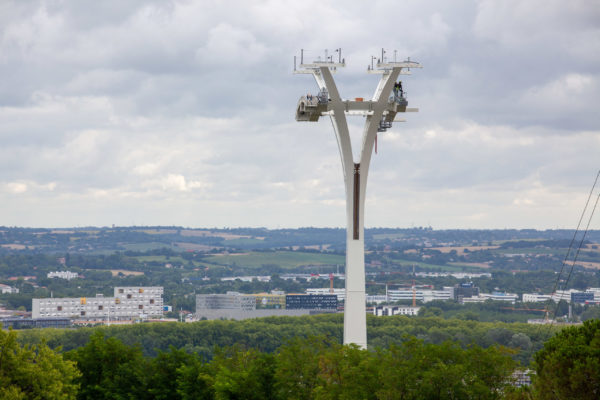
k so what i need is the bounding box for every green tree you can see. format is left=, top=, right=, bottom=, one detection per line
left=375, top=338, right=516, bottom=400
left=211, top=346, right=275, bottom=400
left=145, top=346, right=196, bottom=400
left=0, top=329, right=80, bottom=400
left=65, top=331, right=146, bottom=400
left=274, top=336, right=332, bottom=400
left=533, top=319, right=600, bottom=399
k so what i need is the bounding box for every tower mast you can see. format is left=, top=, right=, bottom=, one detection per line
left=294, top=49, right=421, bottom=348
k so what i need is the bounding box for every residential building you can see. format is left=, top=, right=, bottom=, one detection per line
left=32, top=286, right=163, bottom=320
left=0, top=284, right=19, bottom=294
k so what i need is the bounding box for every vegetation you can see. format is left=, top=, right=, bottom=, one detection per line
left=13, top=330, right=518, bottom=400
left=532, top=319, right=600, bottom=399
left=0, top=329, right=80, bottom=399
left=17, top=314, right=556, bottom=366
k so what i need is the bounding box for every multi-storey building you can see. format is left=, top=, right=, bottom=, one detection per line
left=32, top=286, right=163, bottom=320
left=196, top=292, right=256, bottom=311
left=373, top=305, right=420, bottom=316
left=0, top=284, right=19, bottom=294
left=286, top=294, right=338, bottom=310
left=522, top=293, right=552, bottom=303
left=47, top=271, right=79, bottom=280
left=306, top=288, right=346, bottom=301
left=387, top=287, right=454, bottom=303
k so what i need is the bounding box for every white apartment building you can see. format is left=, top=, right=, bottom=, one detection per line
left=47, top=271, right=79, bottom=280
left=522, top=293, right=552, bottom=303
left=32, top=286, right=163, bottom=320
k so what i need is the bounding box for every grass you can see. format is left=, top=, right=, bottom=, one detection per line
left=121, top=242, right=181, bottom=252
left=389, top=259, right=484, bottom=272
left=372, top=233, right=407, bottom=240
left=202, top=251, right=345, bottom=269
left=493, top=247, right=566, bottom=256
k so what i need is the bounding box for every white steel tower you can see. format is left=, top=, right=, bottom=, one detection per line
left=294, top=49, right=421, bottom=348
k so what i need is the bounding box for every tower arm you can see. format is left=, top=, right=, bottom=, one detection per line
left=360, top=67, right=402, bottom=170
left=319, top=66, right=354, bottom=181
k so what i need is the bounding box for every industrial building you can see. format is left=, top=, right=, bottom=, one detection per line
left=32, top=286, right=164, bottom=320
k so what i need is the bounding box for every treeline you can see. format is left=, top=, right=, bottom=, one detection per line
left=1, top=329, right=518, bottom=400
left=5, top=320, right=600, bottom=399
left=18, top=314, right=557, bottom=365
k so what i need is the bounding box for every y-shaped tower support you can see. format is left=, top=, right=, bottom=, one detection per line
left=295, top=50, right=421, bottom=348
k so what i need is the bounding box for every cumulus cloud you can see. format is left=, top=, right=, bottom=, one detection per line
left=0, top=0, right=598, bottom=229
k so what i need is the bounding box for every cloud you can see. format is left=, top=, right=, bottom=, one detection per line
left=0, top=0, right=598, bottom=229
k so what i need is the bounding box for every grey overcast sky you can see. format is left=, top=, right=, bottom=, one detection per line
left=1, top=0, right=599, bottom=229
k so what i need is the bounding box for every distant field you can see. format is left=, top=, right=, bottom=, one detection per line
left=202, top=251, right=345, bottom=269
left=109, top=269, right=144, bottom=277
left=135, top=255, right=199, bottom=266
left=221, top=238, right=266, bottom=246
left=1, top=243, right=28, bottom=250
left=566, top=260, right=600, bottom=270
left=121, top=242, right=180, bottom=252
left=390, top=259, right=483, bottom=272
left=372, top=233, right=406, bottom=240
left=448, top=262, right=491, bottom=269
left=493, top=247, right=566, bottom=256
left=429, top=246, right=499, bottom=255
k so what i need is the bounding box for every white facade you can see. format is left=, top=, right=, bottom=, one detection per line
left=373, top=305, right=420, bottom=316
left=306, top=288, right=346, bottom=301
left=0, top=284, right=19, bottom=294
left=32, top=286, right=163, bottom=320
left=462, top=292, right=518, bottom=304
left=366, top=295, right=388, bottom=304
left=522, top=293, right=552, bottom=303
left=551, top=290, right=575, bottom=303
left=585, top=288, right=600, bottom=299
left=387, top=288, right=453, bottom=303
left=196, top=292, right=256, bottom=312
left=47, top=271, right=79, bottom=280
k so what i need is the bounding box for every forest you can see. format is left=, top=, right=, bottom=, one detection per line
left=3, top=318, right=599, bottom=399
